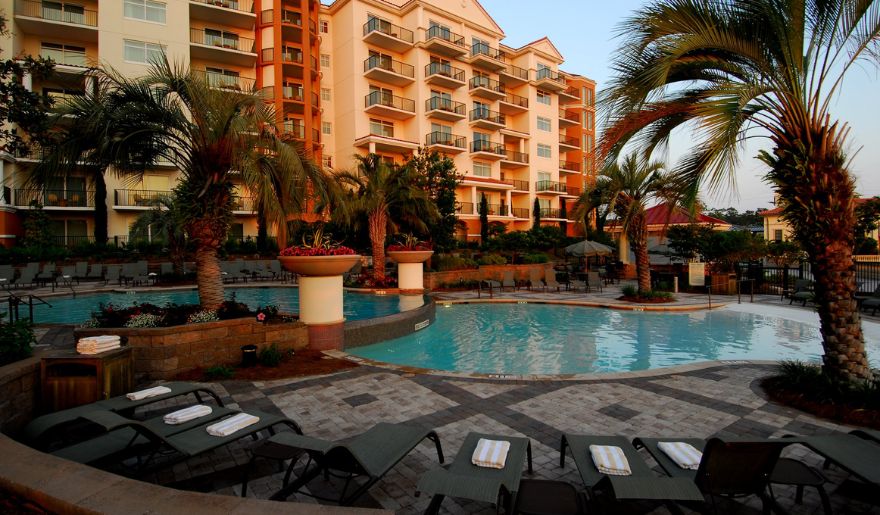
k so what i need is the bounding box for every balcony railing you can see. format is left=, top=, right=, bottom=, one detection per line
left=560, top=160, right=581, bottom=173
left=194, top=70, right=255, bottom=91
left=44, top=90, right=83, bottom=109
left=365, top=91, right=415, bottom=112
left=426, top=131, right=466, bottom=149
left=486, top=204, right=508, bottom=216
left=511, top=207, right=529, bottom=218
left=425, top=96, right=466, bottom=115
left=562, top=86, right=581, bottom=99
left=425, top=26, right=466, bottom=48
left=536, top=68, right=565, bottom=84
left=469, top=108, right=505, bottom=125
left=190, top=0, right=253, bottom=14
left=456, top=201, right=474, bottom=215
left=363, top=55, right=415, bottom=78
left=282, top=120, right=305, bottom=139
left=511, top=179, right=529, bottom=191
left=503, top=64, right=529, bottom=81
left=471, top=140, right=505, bottom=154
left=15, top=189, right=95, bottom=208
left=469, top=76, right=504, bottom=93
left=560, top=134, right=580, bottom=147
left=503, top=149, right=528, bottom=164
left=471, top=42, right=504, bottom=61
left=114, top=189, right=171, bottom=207
left=190, top=28, right=255, bottom=53
left=262, top=48, right=303, bottom=64
left=565, top=186, right=582, bottom=196
left=502, top=91, right=528, bottom=108
left=363, top=17, right=414, bottom=44
left=539, top=207, right=562, bottom=218
left=40, top=47, right=87, bottom=67
left=425, top=62, right=465, bottom=82
left=232, top=196, right=255, bottom=212
left=536, top=180, right=567, bottom=193
left=280, top=9, right=301, bottom=26
left=16, top=0, right=97, bottom=27
left=559, top=110, right=580, bottom=123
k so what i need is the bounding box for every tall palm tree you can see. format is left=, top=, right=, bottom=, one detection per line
left=571, top=176, right=613, bottom=238
left=602, top=154, right=671, bottom=293
left=601, top=0, right=879, bottom=382
left=335, top=154, right=437, bottom=281
left=39, top=58, right=334, bottom=308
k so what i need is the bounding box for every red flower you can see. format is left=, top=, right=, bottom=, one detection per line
left=256, top=312, right=266, bottom=321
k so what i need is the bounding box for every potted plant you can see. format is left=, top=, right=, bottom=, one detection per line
left=278, top=227, right=361, bottom=276
left=387, top=234, right=434, bottom=264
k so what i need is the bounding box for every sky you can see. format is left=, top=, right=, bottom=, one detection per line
left=479, top=0, right=880, bottom=211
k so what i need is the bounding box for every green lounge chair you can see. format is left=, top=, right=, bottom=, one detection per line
left=788, top=279, right=812, bottom=306
left=502, top=270, right=517, bottom=291
left=851, top=428, right=880, bottom=444
left=250, top=422, right=443, bottom=505
left=860, top=285, right=880, bottom=316
left=418, top=431, right=533, bottom=514
left=559, top=434, right=703, bottom=504
left=782, top=433, right=880, bottom=486
left=528, top=268, right=546, bottom=292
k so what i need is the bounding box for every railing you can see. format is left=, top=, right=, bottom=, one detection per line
left=282, top=120, right=305, bottom=139
left=469, top=76, right=504, bottom=93
left=469, top=108, right=505, bottom=125
left=560, top=160, right=581, bottom=172
left=540, top=207, right=561, bottom=218
left=232, top=196, right=255, bottom=212
left=426, top=132, right=466, bottom=149
left=15, top=189, right=95, bottom=208
left=565, top=186, right=582, bottom=196
left=311, top=92, right=319, bottom=109
left=456, top=201, right=474, bottom=215
left=45, top=90, right=83, bottom=108
left=312, top=128, right=320, bottom=143
left=262, top=48, right=303, bottom=64
left=51, top=235, right=95, bottom=248
left=471, top=140, right=505, bottom=154
left=194, top=70, right=255, bottom=91
left=486, top=204, right=508, bottom=216
left=501, top=91, right=528, bottom=108
left=363, top=55, right=414, bottom=78
left=559, top=110, right=580, bottom=123
left=425, top=96, right=466, bottom=115
left=40, top=48, right=87, bottom=67
left=471, top=42, right=504, bottom=61
left=16, top=0, right=98, bottom=26
left=511, top=207, right=529, bottom=218
left=562, top=86, right=581, bottom=99
left=190, top=28, right=255, bottom=53
left=280, top=9, right=302, bottom=26
left=114, top=189, right=171, bottom=207
left=425, top=62, right=465, bottom=82
left=503, top=64, right=529, bottom=81
left=280, top=85, right=304, bottom=101
left=310, top=56, right=319, bottom=71
left=536, top=68, right=565, bottom=84
left=559, top=134, right=580, bottom=147
left=425, top=26, right=466, bottom=48
left=365, top=91, right=415, bottom=112
left=363, top=17, right=414, bottom=44
left=510, top=179, right=529, bottom=190
left=503, top=149, right=528, bottom=163
left=536, top=180, right=567, bottom=193
left=190, top=0, right=253, bottom=14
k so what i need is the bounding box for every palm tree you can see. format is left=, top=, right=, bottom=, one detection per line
left=571, top=176, right=613, bottom=238
left=38, top=58, right=334, bottom=309
left=335, top=154, right=437, bottom=281
left=601, top=0, right=878, bottom=382
left=602, top=154, right=671, bottom=293
left=129, top=194, right=187, bottom=275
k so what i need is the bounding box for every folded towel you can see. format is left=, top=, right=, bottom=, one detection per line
left=589, top=445, right=632, bottom=476
left=164, top=405, right=212, bottom=425
left=471, top=438, right=511, bottom=469
left=126, top=386, right=172, bottom=401
left=206, top=413, right=260, bottom=437
left=78, top=335, right=121, bottom=345
left=658, top=441, right=703, bottom=470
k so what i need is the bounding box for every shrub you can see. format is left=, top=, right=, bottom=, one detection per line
left=187, top=310, right=219, bottom=324
left=621, top=285, right=637, bottom=297
left=258, top=343, right=283, bottom=367
left=125, top=313, right=162, bottom=328
left=432, top=254, right=478, bottom=272
left=768, top=360, right=880, bottom=409
left=522, top=252, right=549, bottom=264
left=0, top=317, right=36, bottom=366
left=80, top=317, right=100, bottom=328
left=437, top=279, right=480, bottom=290
left=204, top=365, right=235, bottom=380
left=477, top=253, right=507, bottom=266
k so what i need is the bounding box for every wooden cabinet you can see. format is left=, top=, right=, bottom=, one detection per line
left=40, top=347, right=133, bottom=412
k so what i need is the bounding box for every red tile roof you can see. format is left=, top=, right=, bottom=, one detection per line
left=642, top=203, right=730, bottom=226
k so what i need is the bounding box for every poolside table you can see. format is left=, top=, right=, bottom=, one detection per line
left=417, top=431, right=532, bottom=514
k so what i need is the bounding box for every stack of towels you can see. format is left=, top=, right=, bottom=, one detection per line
left=206, top=413, right=260, bottom=437
left=77, top=335, right=121, bottom=355
left=126, top=385, right=172, bottom=401
left=471, top=438, right=511, bottom=469
left=657, top=441, right=703, bottom=470
left=589, top=445, right=632, bottom=476
left=163, top=405, right=213, bottom=425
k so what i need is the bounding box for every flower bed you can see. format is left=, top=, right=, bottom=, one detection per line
left=82, top=300, right=290, bottom=328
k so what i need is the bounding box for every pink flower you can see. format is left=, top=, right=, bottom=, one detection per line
left=256, top=312, right=266, bottom=322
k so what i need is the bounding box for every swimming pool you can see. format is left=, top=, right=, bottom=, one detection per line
left=32, top=287, right=418, bottom=324
left=348, top=303, right=880, bottom=375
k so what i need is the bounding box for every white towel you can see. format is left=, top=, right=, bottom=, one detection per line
left=126, top=386, right=172, bottom=401
left=657, top=441, right=703, bottom=470
left=471, top=438, right=510, bottom=469
left=589, top=445, right=632, bottom=476
left=79, top=335, right=121, bottom=345
left=206, top=413, right=260, bottom=437
left=163, top=405, right=213, bottom=425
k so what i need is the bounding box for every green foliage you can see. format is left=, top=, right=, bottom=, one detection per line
left=204, top=365, right=235, bottom=380
left=0, top=316, right=35, bottom=366
left=856, top=237, right=877, bottom=255
left=667, top=226, right=767, bottom=270
left=620, top=284, right=674, bottom=300
left=258, top=343, right=283, bottom=367
left=855, top=197, right=880, bottom=254
left=532, top=197, right=541, bottom=228
left=765, top=240, right=804, bottom=266
left=769, top=361, right=879, bottom=409
left=437, top=279, right=480, bottom=289
left=407, top=150, right=461, bottom=252
left=432, top=254, right=478, bottom=271
left=479, top=193, right=489, bottom=245
left=621, top=284, right=637, bottom=297
left=477, top=253, right=507, bottom=265
left=522, top=253, right=549, bottom=264
left=703, top=208, right=763, bottom=227
left=529, top=226, right=568, bottom=250
left=20, top=203, right=55, bottom=249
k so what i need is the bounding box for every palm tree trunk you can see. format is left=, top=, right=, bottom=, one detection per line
left=629, top=212, right=650, bottom=293
left=195, top=243, right=224, bottom=309
left=369, top=209, right=387, bottom=281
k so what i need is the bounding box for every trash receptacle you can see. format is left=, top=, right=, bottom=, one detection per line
left=241, top=345, right=257, bottom=367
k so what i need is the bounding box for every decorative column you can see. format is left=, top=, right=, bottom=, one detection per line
left=388, top=250, right=433, bottom=294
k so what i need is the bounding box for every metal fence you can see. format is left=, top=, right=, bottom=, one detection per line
left=735, top=260, right=880, bottom=295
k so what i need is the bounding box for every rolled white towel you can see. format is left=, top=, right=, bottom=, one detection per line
left=589, top=445, right=632, bottom=476
left=471, top=438, right=510, bottom=469
left=206, top=413, right=260, bottom=437
left=164, top=405, right=212, bottom=425
left=79, top=335, right=120, bottom=345
left=126, top=386, right=172, bottom=401
left=657, top=441, right=703, bottom=470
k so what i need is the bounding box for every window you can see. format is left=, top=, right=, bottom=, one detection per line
left=321, top=88, right=331, bottom=101
left=41, top=42, right=86, bottom=67
left=204, top=67, right=241, bottom=88
left=204, top=28, right=240, bottom=50
left=473, top=162, right=491, bottom=177
left=538, top=171, right=551, bottom=183
left=369, top=85, right=393, bottom=106
left=124, top=0, right=166, bottom=23
left=774, top=229, right=783, bottom=242
left=582, top=87, right=594, bottom=106
left=369, top=118, right=394, bottom=137
left=472, top=36, right=489, bottom=55
left=537, top=143, right=551, bottom=158
left=584, top=134, right=594, bottom=152
left=322, top=155, right=333, bottom=169
left=584, top=112, right=594, bottom=130
left=322, top=121, right=332, bottom=135
left=537, top=90, right=551, bottom=105
left=42, top=2, right=85, bottom=24
left=431, top=122, right=452, bottom=134
left=538, top=198, right=550, bottom=210
left=319, top=20, right=329, bottom=33
left=320, top=54, right=330, bottom=67
left=123, top=39, right=165, bottom=64
left=537, top=116, right=551, bottom=132
left=227, top=223, right=244, bottom=241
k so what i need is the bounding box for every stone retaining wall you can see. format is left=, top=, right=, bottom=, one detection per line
left=75, top=318, right=308, bottom=382
left=0, top=356, right=40, bottom=435
left=426, top=264, right=554, bottom=290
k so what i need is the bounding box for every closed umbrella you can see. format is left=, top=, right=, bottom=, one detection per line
left=564, top=240, right=614, bottom=257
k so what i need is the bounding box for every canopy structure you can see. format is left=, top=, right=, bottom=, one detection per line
left=565, top=240, right=614, bottom=257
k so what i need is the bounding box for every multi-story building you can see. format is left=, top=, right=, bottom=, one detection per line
left=0, top=0, right=594, bottom=247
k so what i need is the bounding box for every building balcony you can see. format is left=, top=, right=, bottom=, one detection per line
left=189, top=29, right=256, bottom=67
left=425, top=132, right=467, bottom=154
left=485, top=203, right=510, bottom=217
left=559, top=160, right=581, bottom=174
left=362, top=17, right=414, bottom=53
left=499, top=63, right=529, bottom=86
left=536, top=180, right=567, bottom=194
left=559, top=134, right=581, bottom=151
left=264, top=84, right=305, bottom=102
left=539, top=207, right=563, bottom=219
left=468, top=43, right=506, bottom=72
left=282, top=120, right=305, bottom=140
left=190, top=0, right=255, bottom=29
left=455, top=201, right=474, bottom=215
left=261, top=48, right=303, bottom=70
left=14, top=0, right=98, bottom=42
left=534, top=68, right=567, bottom=92
left=425, top=62, right=466, bottom=89
left=562, top=185, right=582, bottom=197
left=14, top=189, right=95, bottom=210
left=461, top=176, right=514, bottom=191
left=499, top=91, right=528, bottom=115
left=194, top=70, right=256, bottom=91
left=35, top=48, right=90, bottom=73
left=469, top=140, right=505, bottom=160
left=423, top=26, right=468, bottom=57
left=509, top=179, right=530, bottom=192
left=469, top=108, right=505, bottom=130
left=364, top=91, right=415, bottom=120
left=559, top=109, right=580, bottom=126
left=113, top=189, right=170, bottom=209
left=232, top=196, right=255, bottom=215
left=500, top=149, right=529, bottom=168
left=363, top=55, right=415, bottom=86
left=468, top=76, right=506, bottom=101
left=511, top=207, right=530, bottom=219
left=558, top=85, right=581, bottom=104
left=354, top=133, right=419, bottom=154
left=425, top=97, right=466, bottom=121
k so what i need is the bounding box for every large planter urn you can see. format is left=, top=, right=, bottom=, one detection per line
left=278, top=254, right=361, bottom=276
left=388, top=250, right=433, bottom=294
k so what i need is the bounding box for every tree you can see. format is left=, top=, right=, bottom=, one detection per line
left=129, top=194, right=187, bottom=275
left=479, top=193, right=489, bottom=245
left=703, top=208, right=763, bottom=227
left=559, top=200, right=568, bottom=235
left=336, top=154, right=437, bottom=281
left=20, top=202, right=53, bottom=249
left=854, top=197, right=880, bottom=255
left=407, top=150, right=461, bottom=252
left=571, top=177, right=614, bottom=239
left=532, top=197, right=541, bottom=229
left=602, top=0, right=879, bottom=382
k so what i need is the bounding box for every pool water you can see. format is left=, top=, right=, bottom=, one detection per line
left=348, top=303, right=880, bottom=375
left=32, top=287, right=416, bottom=324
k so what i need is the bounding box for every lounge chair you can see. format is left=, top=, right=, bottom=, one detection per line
left=104, top=264, right=122, bottom=285
left=74, top=261, right=88, bottom=280
left=502, top=270, right=517, bottom=291
left=35, top=262, right=56, bottom=286
left=587, top=271, right=603, bottom=293
left=13, top=262, right=39, bottom=288
left=481, top=272, right=501, bottom=292
left=58, top=265, right=77, bottom=288
left=545, top=271, right=564, bottom=292
left=252, top=422, right=444, bottom=505
left=559, top=434, right=703, bottom=504
left=860, top=284, right=880, bottom=316
left=782, top=433, right=880, bottom=486
left=159, top=262, right=174, bottom=276
left=788, top=279, right=812, bottom=306
left=514, top=479, right=586, bottom=515
left=0, top=264, right=14, bottom=287
left=269, top=260, right=285, bottom=281
left=85, top=263, right=103, bottom=281
left=851, top=428, right=880, bottom=444
left=528, top=268, right=545, bottom=292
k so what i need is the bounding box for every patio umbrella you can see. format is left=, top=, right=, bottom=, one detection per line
left=564, top=240, right=614, bottom=257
